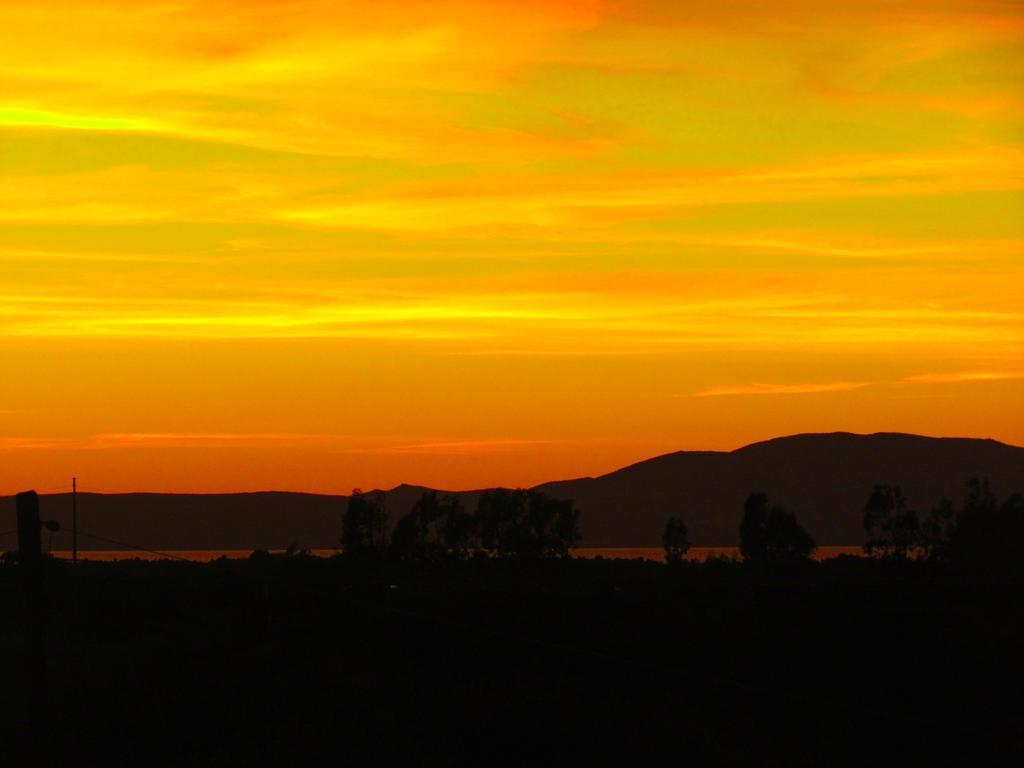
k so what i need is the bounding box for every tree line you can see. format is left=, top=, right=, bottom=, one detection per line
left=342, top=477, right=1022, bottom=574
left=661, top=491, right=816, bottom=565
left=662, top=478, right=1024, bottom=578
left=341, top=488, right=581, bottom=563
left=862, top=478, right=1024, bottom=577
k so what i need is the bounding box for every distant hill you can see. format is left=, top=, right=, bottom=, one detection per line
left=0, top=492, right=342, bottom=554
left=2, top=433, right=1022, bottom=551
left=536, top=432, right=1024, bottom=545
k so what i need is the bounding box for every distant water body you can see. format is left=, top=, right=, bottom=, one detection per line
left=575, top=546, right=861, bottom=562
left=48, top=546, right=863, bottom=563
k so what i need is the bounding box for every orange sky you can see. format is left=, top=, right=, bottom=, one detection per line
left=1, top=0, right=1023, bottom=494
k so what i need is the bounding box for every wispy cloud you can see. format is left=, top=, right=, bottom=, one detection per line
left=0, top=433, right=555, bottom=457
left=902, top=371, right=1024, bottom=385
left=0, top=433, right=347, bottom=451
left=0, top=107, right=161, bottom=132
left=0, top=437, right=76, bottom=451
left=689, top=381, right=870, bottom=397
left=0, top=0, right=1021, bottom=486
left=690, top=370, right=1024, bottom=398
left=87, top=432, right=339, bottom=449
left=337, top=439, right=556, bottom=456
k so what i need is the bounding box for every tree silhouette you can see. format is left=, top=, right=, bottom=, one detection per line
left=341, top=489, right=388, bottom=560
left=438, top=493, right=475, bottom=558
left=948, top=478, right=999, bottom=563
left=390, top=490, right=440, bottom=562
left=475, top=489, right=580, bottom=559
left=920, top=498, right=956, bottom=561
left=662, top=516, right=691, bottom=565
left=476, top=488, right=521, bottom=558
left=739, top=492, right=816, bottom=563
left=862, top=478, right=1024, bottom=579
left=863, top=484, right=920, bottom=560
left=946, top=478, right=1024, bottom=579
left=536, top=492, right=581, bottom=559
left=991, top=492, right=1024, bottom=580
left=390, top=490, right=472, bottom=562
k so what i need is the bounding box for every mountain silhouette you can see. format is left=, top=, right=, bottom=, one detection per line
left=537, top=432, right=1024, bottom=545
left=2, top=433, right=1021, bottom=550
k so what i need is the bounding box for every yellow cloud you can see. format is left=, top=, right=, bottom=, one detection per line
left=338, top=439, right=557, bottom=456
left=0, top=107, right=161, bottom=132
left=1, top=0, right=1022, bottom=491
left=689, top=382, right=870, bottom=397
left=902, top=371, right=1024, bottom=385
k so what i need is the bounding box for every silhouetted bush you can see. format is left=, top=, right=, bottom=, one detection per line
left=739, top=492, right=816, bottom=563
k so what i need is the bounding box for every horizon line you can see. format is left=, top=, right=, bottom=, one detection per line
left=3, top=430, right=1017, bottom=498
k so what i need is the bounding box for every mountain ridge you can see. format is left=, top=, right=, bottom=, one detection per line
left=2, top=432, right=1022, bottom=550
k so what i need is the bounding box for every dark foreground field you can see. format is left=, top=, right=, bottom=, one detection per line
left=1, top=556, right=1021, bottom=766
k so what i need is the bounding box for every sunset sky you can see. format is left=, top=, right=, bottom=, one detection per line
left=1, top=0, right=1022, bottom=494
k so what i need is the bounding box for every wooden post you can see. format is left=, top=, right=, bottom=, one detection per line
left=16, top=490, right=47, bottom=735
left=72, top=477, right=77, bottom=565
left=16, top=491, right=42, bottom=567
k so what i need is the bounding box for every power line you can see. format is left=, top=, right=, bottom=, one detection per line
left=72, top=529, right=195, bottom=562
left=26, top=484, right=73, bottom=494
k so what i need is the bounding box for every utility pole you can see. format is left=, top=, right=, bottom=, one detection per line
left=16, top=490, right=42, bottom=566
left=72, top=476, right=77, bottom=565
left=16, top=490, right=47, bottom=737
